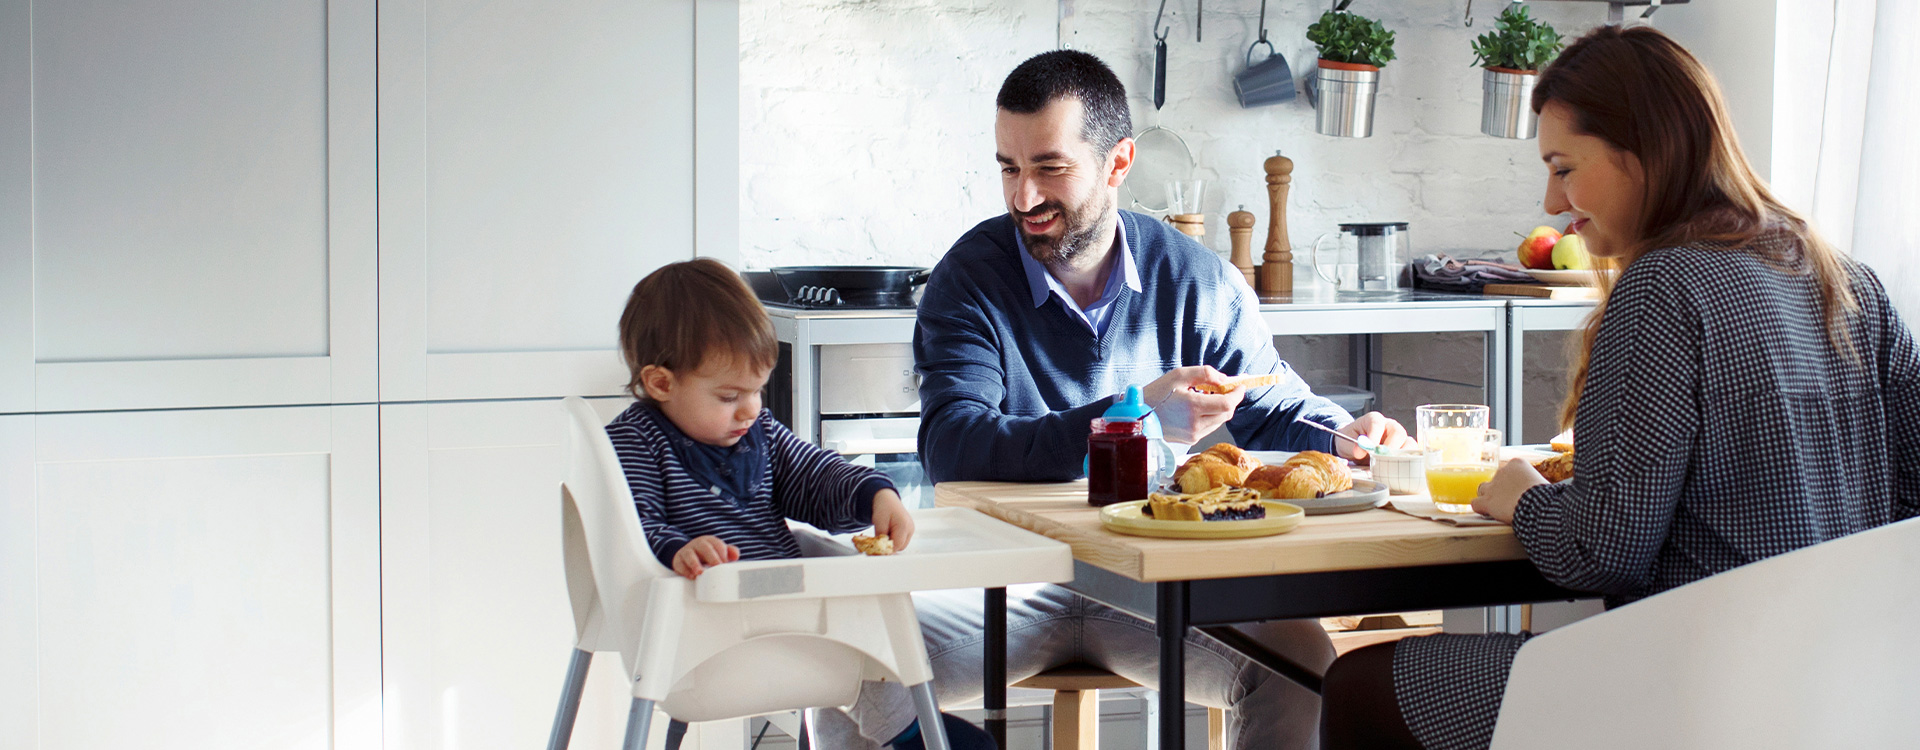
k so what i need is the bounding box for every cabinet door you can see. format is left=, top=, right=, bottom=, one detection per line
left=0, top=0, right=376, bottom=413
left=380, top=398, right=639, bottom=750
left=377, top=0, right=731, bottom=403
left=0, top=406, right=381, bottom=750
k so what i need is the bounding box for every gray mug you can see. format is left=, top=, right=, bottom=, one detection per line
left=1234, top=40, right=1296, bottom=108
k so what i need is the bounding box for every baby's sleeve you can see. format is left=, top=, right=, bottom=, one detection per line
left=607, top=422, right=693, bottom=567
left=764, top=413, right=893, bottom=534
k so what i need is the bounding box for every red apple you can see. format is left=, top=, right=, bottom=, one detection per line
left=1516, top=226, right=1561, bottom=270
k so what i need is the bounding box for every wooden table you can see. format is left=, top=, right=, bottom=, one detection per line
left=936, top=480, right=1579, bottom=749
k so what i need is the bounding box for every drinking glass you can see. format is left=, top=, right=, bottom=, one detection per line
left=1424, top=428, right=1501, bottom=514
left=1416, top=404, right=1492, bottom=464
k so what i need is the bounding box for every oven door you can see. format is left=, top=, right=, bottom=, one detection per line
left=820, top=417, right=932, bottom=509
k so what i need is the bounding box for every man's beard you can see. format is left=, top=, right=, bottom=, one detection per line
left=1017, top=189, right=1112, bottom=268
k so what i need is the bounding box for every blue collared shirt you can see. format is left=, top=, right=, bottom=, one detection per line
left=1015, top=213, right=1143, bottom=337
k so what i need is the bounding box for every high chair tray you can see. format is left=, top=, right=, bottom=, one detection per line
left=693, top=507, right=1074, bottom=603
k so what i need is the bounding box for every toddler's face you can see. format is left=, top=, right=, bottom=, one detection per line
left=644, top=356, right=772, bottom=447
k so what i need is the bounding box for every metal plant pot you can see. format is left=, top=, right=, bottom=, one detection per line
left=1313, top=60, right=1380, bottom=138
left=1481, top=67, right=1540, bottom=139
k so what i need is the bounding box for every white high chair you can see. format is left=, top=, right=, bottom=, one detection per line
left=1490, top=515, right=1920, bottom=748
left=545, top=396, right=953, bottom=750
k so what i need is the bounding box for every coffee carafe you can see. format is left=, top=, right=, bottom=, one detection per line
left=1312, top=222, right=1409, bottom=294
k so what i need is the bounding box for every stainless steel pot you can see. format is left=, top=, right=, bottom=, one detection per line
left=1313, top=62, right=1379, bottom=138
left=1481, top=67, right=1540, bottom=139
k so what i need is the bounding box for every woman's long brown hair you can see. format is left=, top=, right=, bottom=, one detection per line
left=1533, top=25, right=1858, bottom=429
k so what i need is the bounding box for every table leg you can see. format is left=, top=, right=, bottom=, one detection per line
left=1157, top=581, right=1188, bottom=749
left=984, top=587, right=1007, bottom=748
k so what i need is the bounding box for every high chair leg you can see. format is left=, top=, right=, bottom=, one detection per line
left=909, top=682, right=951, bottom=750
left=546, top=649, right=593, bottom=750
left=665, top=719, right=688, bottom=750
left=622, top=698, right=656, bottom=750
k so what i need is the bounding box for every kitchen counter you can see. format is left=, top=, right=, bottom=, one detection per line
left=765, top=292, right=1596, bottom=445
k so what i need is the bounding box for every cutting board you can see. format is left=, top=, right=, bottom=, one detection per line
left=1483, top=283, right=1599, bottom=300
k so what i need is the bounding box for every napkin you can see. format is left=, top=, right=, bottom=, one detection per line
left=1387, top=497, right=1507, bottom=527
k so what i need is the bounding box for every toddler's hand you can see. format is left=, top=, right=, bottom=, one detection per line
left=870, top=489, right=915, bottom=552
left=672, top=535, right=740, bottom=579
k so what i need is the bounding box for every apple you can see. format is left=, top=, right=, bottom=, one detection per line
left=1552, top=233, right=1591, bottom=270
left=1516, top=226, right=1561, bottom=270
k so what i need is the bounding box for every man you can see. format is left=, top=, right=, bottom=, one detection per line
left=820, top=50, right=1412, bottom=749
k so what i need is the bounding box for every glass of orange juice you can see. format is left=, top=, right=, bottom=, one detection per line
left=1424, top=428, right=1501, bottom=513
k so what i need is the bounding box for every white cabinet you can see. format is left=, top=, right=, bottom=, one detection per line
left=376, top=0, right=733, bottom=403
left=0, top=0, right=377, bottom=413
left=0, top=406, right=381, bottom=750
left=379, top=398, right=640, bottom=750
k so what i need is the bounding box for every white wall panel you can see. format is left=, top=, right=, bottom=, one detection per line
left=380, top=0, right=710, bottom=401
left=381, top=398, right=634, bottom=750
left=1, top=0, right=377, bottom=411
left=11, top=406, right=380, bottom=750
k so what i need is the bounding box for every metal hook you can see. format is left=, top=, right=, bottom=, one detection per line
left=1153, top=0, right=1170, bottom=42
left=1465, top=0, right=1474, bottom=27
left=1256, top=0, right=1269, bottom=43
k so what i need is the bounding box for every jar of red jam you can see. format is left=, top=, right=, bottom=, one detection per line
left=1087, top=417, right=1149, bottom=506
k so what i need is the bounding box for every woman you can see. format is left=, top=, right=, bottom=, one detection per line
left=1318, top=25, right=1920, bottom=750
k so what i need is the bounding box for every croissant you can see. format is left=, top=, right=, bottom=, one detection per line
left=1174, top=454, right=1250, bottom=493
left=1202, top=443, right=1263, bottom=474
left=1284, top=451, right=1353, bottom=494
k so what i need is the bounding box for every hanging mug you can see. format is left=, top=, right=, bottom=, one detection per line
left=1235, top=40, right=1296, bottom=108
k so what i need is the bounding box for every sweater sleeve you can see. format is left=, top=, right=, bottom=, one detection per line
left=1212, top=267, right=1355, bottom=452
left=914, top=265, right=1118, bottom=483
left=608, top=422, right=694, bottom=567
left=1510, top=256, right=1701, bottom=596
left=765, top=413, right=889, bottom=534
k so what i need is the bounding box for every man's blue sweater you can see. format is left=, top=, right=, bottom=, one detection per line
left=914, top=210, right=1353, bottom=483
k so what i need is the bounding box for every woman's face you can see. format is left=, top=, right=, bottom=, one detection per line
left=1539, top=101, right=1647, bottom=258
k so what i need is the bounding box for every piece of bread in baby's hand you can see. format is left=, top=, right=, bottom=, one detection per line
left=851, top=534, right=894, bottom=556
left=1191, top=373, right=1282, bottom=395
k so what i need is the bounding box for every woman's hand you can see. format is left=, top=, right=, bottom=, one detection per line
left=870, top=489, right=915, bottom=552
left=672, top=535, right=740, bottom=579
left=1473, top=458, right=1548, bottom=523
left=1336, top=412, right=1414, bottom=464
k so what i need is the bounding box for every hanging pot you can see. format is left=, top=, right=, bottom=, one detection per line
left=1312, top=59, right=1379, bottom=138
left=1481, top=67, right=1540, bottom=139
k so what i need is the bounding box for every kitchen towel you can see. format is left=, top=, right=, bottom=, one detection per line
left=1409, top=254, right=1540, bottom=294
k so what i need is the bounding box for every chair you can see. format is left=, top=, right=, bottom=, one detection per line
left=1490, top=516, right=1920, bottom=749
left=1012, top=665, right=1227, bottom=750
left=544, top=396, right=952, bottom=750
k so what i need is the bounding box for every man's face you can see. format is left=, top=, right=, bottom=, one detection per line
left=994, top=98, right=1132, bottom=267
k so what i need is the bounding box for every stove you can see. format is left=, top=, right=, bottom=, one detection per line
left=745, top=270, right=922, bottom=310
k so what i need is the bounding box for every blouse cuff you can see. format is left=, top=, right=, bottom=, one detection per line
left=1511, top=482, right=1566, bottom=552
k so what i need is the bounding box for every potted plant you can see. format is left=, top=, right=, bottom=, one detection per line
left=1471, top=3, right=1563, bottom=139
left=1305, top=0, right=1396, bottom=138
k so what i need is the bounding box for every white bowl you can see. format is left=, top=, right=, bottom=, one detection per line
left=1370, top=450, right=1429, bottom=495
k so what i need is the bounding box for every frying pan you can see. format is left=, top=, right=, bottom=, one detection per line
left=770, top=265, right=931, bottom=307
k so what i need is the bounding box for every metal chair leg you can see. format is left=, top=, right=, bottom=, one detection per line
left=546, top=649, right=594, bottom=750
left=623, top=698, right=657, bottom=750
left=665, top=719, right=689, bottom=750
left=909, top=681, right=952, bottom=750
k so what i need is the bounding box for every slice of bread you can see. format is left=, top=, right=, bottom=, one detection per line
left=851, top=534, right=894, bottom=556
left=1192, top=373, right=1283, bottom=395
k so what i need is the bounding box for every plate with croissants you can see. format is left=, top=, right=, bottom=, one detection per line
left=1168, top=444, right=1389, bottom=515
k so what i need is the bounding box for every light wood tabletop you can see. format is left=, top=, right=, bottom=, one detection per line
left=935, top=480, right=1528, bottom=583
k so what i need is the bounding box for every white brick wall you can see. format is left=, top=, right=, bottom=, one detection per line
left=740, top=0, right=1610, bottom=269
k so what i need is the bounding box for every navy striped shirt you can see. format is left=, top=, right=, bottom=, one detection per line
left=607, top=402, right=893, bottom=567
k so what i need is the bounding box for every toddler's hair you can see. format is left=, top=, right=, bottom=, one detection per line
left=618, top=258, right=777, bottom=400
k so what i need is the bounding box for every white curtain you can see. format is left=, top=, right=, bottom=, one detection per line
left=1806, top=0, right=1919, bottom=323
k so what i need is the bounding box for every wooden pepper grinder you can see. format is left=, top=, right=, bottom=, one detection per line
left=1228, top=207, right=1257, bottom=289
left=1258, top=151, right=1295, bottom=294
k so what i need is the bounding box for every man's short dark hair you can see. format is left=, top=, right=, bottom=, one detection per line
left=996, top=50, right=1133, bottom=155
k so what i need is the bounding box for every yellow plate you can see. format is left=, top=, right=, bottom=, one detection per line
left=1099, top=500, right=1305, bottom=539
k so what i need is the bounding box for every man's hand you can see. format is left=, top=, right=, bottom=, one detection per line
left=671, top=535, right=740, bottom=579
left=869, top=489, right=915, bottom=551
left=1472, top=458, right=1548, bottom=523
left=1335, top=412, right=1414, bottom=463
left=1142, top=366, right=1245, bottom=444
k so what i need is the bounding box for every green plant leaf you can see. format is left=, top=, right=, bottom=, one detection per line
left=1308, top=10, right=1396, bottom=68
left=1469, top=3, right=1563, bottom=71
